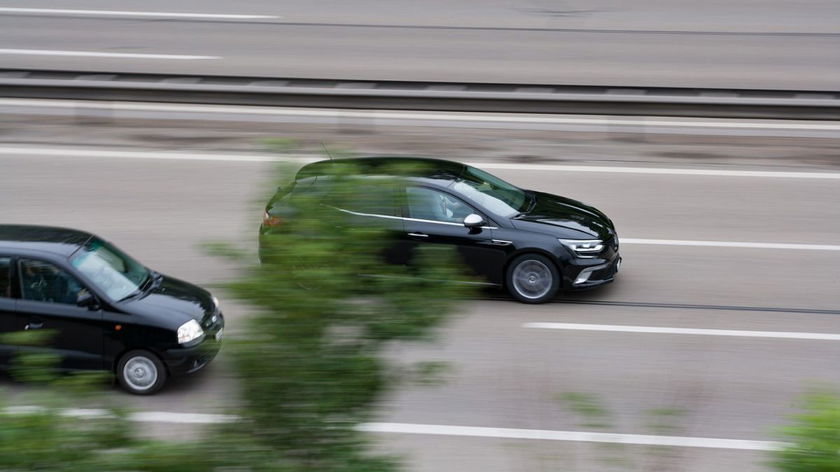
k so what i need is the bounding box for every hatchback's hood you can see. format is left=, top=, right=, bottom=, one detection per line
left=120, top=274, right=215, bottom=327
left=513, top=191, right=614, bottom=239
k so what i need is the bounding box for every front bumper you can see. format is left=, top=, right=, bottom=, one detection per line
left=162, top=337, right=222, bottom=376
left=162, top=315, right=224, bottom=377
left=565, top=254, right=621, bottom=290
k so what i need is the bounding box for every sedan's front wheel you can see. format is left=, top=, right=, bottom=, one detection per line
left=506, top=254, right=560, bottom=304
left=117, top=350, right=167, bottom=395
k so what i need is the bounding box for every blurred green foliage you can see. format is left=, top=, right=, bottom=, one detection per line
left=0, top=159, right=468, bottom=472
left=557, top=392, right=613, bottom=429
left=216, top=160, right=470, bottom=470
left=0, top=330, right=136, bottom=471
left=773, top=390, right=840, bottom=472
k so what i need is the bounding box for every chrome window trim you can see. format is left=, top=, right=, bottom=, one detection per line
left=333, top=207, right=498, bottom=230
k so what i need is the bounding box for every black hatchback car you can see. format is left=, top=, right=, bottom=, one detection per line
left=0, top=225, right=224, bottom=394
left=261, top=158, right=621, bottom=303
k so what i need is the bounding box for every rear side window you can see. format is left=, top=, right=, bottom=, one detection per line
left=0, top=257, right=10, bottom=298
left=340, top=180, right=399, bottom=217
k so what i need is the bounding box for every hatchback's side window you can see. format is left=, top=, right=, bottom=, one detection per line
left=0, top=257, right=11, bottom=298
left=18, top=259, right=85, bottom=305
left=337, top=179, right=398, bottom=217
left=406, top=186, right=476, bottom=224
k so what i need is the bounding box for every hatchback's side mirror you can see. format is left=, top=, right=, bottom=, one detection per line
left=77, top=291, right=99, bottom=310
left=463, top=214, right=485, bottom=229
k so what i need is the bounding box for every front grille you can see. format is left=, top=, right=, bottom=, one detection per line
left=202, top=310, right=224, bottom=330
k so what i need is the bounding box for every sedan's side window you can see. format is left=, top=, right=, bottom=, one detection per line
left=18, top=259, right=85, bottom=305
left=406, top=186, right=475, bottom=224
left=0, top=257, right=11, bottom=298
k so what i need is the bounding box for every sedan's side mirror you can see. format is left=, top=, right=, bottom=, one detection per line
left=77, top=291, right=99, bottom=310
left=463, top=214, right=485, bottom=229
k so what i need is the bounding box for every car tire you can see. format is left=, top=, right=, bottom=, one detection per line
left=505, top=254, right=560, bottom=304
left=116, top=350, right=167, bottom=395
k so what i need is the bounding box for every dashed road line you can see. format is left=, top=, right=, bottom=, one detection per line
left=621, top=238, right=840, bottom=251
left=524, top=322, right=840, bottom=341
left=0, top=49, right=218, bottom=60
left=360, top=422, right=783, bottom=451
left=476, top=163, right=840, bottom=179
left=2, top=407, right=783, bottom=451
left=0, top=7, right=279, bottom=20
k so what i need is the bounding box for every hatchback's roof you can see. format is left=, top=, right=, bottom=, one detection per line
left=0, top=225, right=94, bottom=257
left=296, top=157, right=467, bottom=182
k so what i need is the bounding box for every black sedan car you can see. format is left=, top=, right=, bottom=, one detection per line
left=261, top=157, right=620, bottom=303
left=0, top=225, right=224, bottom=394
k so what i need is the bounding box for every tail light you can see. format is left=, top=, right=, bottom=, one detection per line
left=262, top=211, right=283, bottom=228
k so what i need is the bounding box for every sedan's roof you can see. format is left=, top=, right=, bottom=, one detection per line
left=296, top=157, right=467, bottom=183
left=0, top=225, right=94, bottom=257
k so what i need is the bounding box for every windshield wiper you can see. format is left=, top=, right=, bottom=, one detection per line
left=513, top=192, right=536, bottom=218
left=117, top=289, right=143, bottom=303
left=526, top=191, right=537, bottom=211
left=117, top=271, right=157, bottom=302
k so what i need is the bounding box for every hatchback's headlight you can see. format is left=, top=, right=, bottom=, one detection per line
left=559, top=239, right=604, bottom=258
left=212, top=295, right=221, bottom=312
left=177, top=319, right=205, bottom=345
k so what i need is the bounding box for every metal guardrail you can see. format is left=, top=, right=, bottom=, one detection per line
left=1, top=68, right=839, bottom=119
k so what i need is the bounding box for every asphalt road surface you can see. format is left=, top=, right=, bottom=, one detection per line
left=1, top=108, right=840, bottom=471
left=1, top=0, right=840, bottom=90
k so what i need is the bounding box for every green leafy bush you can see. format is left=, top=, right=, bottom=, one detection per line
left=774, top=390, right=840, bottom=472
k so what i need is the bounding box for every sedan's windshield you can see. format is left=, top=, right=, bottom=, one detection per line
left=451, top=166, right=529, bottom=218
left=70, top=238, right=149, bottom=301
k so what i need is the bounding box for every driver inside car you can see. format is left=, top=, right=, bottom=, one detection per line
left=21, top=260, right=84, bottom=304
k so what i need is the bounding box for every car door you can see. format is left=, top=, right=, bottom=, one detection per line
left=335, top=178, right=408, bottom=265
left=402, top=185, right=508, bottom=283
left=0, top=256, right=15, bottom=366
left=13, top=258, right=105, bottom=371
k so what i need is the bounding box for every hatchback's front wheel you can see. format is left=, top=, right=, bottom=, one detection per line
left=117, top=350, right=167, bottom=395
left=506, top=254, right=560, bottom=304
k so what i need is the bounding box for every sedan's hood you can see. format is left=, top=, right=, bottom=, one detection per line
left=121, top=274, right=214, bottom=327
left=513, top=191, right=614, bottom=239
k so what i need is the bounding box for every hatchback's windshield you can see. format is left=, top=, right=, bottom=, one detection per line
left=451, top=166, right=529, bottom=218
left=70, top=239, right=149, bottom=301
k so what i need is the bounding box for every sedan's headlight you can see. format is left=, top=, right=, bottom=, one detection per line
left=559, top=239, right=604, bottom=258
left=177, top=319, right=205, bottom=345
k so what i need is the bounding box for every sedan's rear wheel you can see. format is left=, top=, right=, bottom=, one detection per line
left=506, top=254, right=560, bottom=304
left=117, top=350, right=167, bottom=395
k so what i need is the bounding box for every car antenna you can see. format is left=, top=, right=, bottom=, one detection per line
left=321, top=142, right=335, bottom=161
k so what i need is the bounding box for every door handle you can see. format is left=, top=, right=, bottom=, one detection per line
left=407, top=232, right=429, bottom=238
left=25, top=322, right=44, bottom=330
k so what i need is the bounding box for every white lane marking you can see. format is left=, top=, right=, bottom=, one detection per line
left=0, top=99, right=839, bottom=133
left=0, top=7, right=279, bottom=19
left=130, top=411, right=239, bottom=424
left=0, top=49, right=218, bottom=60
left=4, top=406, right=238, bottom=423
left=1, top=407, right=782, bottom=451
left=361, top=423, right=782, bottom=451
left=0, top=146, right=284, bottom=162
left=524, top=323, right=840, bottom=341
left=473, top=163, right=840, bottom=180
left=621, top=238, right=840, bottom=251
left=5, top=148, right=837, bottom=251
left=2, top=145, right=840, bottom=180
